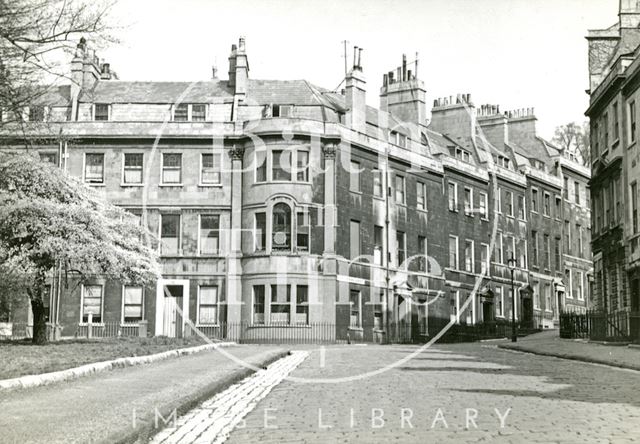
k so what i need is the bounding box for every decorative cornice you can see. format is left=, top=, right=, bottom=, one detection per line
left=229, top=145, right=245, bottom=161
left=322, top=143, right=337, bottom=159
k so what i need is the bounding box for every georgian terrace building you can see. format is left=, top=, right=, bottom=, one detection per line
left=1, top=37, right=591, bottom=341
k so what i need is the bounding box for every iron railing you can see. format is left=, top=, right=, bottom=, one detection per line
left=560, top=310, right=640, bottom=341
left=186, top=319, right=536, bottom=345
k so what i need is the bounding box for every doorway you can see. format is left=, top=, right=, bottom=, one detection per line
left=155, top=279, right=189, bottom=337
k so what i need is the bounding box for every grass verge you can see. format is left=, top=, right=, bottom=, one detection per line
left=0, top=336, right=210, bottom=379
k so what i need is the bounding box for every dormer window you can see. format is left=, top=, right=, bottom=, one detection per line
left=192, top=104, right=206, bottom=121
left=455, top=147, right=471, bottom=163
left=173, top=103, right=207, bottom=121
left=174, top=103, right=188, bottom=121
left=389, top=130, right=408, bottom=148
left=94, top=103, right=109, bottom=121
left=29, top=106, right=45, bottom=122
left=272, top=104, right=293, bottom=117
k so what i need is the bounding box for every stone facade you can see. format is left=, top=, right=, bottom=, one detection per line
left=587, top=2, right=640, bottom=338
left=1, top=37, right=591, bottom=340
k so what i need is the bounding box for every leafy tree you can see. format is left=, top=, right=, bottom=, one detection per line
left=552, top=121, right=591, bottom=167
left=0, top=0, right=115, bottom=132
left=0, top=153, right=160, bottom=344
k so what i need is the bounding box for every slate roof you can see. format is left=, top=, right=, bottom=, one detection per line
left=79, top=80, right=234, bottom=103
left=33, top=85, right=71, bottom=106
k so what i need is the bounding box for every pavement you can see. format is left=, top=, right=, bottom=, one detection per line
left=497, top=329, right=640, bottom=371
left=0, top=345, right=287, bottom=444
left=225, top=343, right=640, bottom=443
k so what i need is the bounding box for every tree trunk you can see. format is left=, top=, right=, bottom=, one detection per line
left=29, top=269, right=48, bottom=345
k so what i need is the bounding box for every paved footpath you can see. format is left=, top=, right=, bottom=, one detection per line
left=0, top=345, right=286, bottom=444
left=151, top=351, right=309, bottom=444
left=227, top=343, right=640, bottom=443
left=498, top=329, right=640, bottom=371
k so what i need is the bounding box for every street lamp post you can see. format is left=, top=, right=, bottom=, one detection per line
left=507, top=254, right=518, bottom=342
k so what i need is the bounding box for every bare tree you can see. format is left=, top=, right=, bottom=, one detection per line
left=0, top=0, right=116, bottom=131
left=552, top=121, right=591, bottom=167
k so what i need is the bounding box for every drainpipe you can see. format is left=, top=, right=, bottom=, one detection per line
left=384, top=151, right=391, bottom=343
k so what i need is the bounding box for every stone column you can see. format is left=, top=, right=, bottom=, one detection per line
left=322, top=143, right=337, bottom=257
left=321, top=143, right=338, bottom=326
left=226, top=145, right=245, bottom=340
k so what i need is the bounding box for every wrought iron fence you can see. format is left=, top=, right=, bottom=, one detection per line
left=185, top=319, right=534, bottom=345
left=73, top=321, right=142, bottom=339
left=560, top=310, right=640, bottom=341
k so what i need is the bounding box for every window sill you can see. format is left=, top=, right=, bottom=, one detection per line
left=417, top=207, right=428, bottom=213
left=348, top=326, right=364, bottom=332
left=349, top=190, right=363, bottom=195
left=372, top=195, right=385, bottom=201
left=449, top=209, right=458, bottom=213
left=159, top=183, right=184, bottom=187
left=86, top=183, right=105, bottom=187
left=120, top=183, right=144, bottom=187
left=198, top=183, right=223, bottom=188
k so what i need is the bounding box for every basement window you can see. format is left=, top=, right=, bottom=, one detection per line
left=272, top=104, right=293, bottom=117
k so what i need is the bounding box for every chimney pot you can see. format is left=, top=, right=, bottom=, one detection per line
left=353, top=46, right=358, bottom=68
left=434, top=99, right=439, bottom=107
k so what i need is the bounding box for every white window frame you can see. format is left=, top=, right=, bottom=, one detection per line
left=196, top=285, right=219, bottom=326
left=395, top=174, right=406, bottom=204
left=505, top=190, right=514, bottom=217
left=464, top=239, right=475, bottom=273
left=497, top=187, right=503, bottom=214
left=450, top=290, right=460, bottom=324
left=121, top=152, right=144, bottom=186
left=417, top=181, right=427, bottom=211
left=448, top=235, right=459, bottom=270
left=479, top=192, right=488, bottom=219
left=496, top=232, right=504, bottom=264
left=121, top=285, right=145, bottom=324
left=464, top=187, right=474, bottom=216
left=80, top=283, right=105, bottom=325
left=198, top=214, right=220, bottom=256
left=159, top=213, right=182, bottom=256
left=495, top=286, right=504, bottom=318
left=160, top=152, right=183, bottom=186
left=83, top=152, right=105, bottom=185
left=448, top=181, right=458, bottom=211
left=349, top=289, right=362, bottom=328
left=480, top=243, right=490, bottom=273
left=254, top=148, right=267, bottom=183
left=531, top=187, right=539, bottom=213
left=199, top=152, right=223, bottom=186
left=518, top=194, right=526, bottom=221
left=543, top=191, right=551, bottom=217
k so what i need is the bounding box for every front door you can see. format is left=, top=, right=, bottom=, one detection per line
left=155, top=280, right=189, bottom=337
left=163, top=285, right=184, bottom=338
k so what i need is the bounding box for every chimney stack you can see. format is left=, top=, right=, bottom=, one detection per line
left=429, top=93, right=476, bottom=140
left=379, top=52, right=427, bottom=128
left=228, top=37, right=249, bottom=93
left=346, top=46, right=366, bottom=132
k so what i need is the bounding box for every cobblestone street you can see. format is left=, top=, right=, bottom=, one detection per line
left=226, top=343, right=640, bottom=443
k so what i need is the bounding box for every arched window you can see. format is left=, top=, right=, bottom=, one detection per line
left=272, top=203, right=291, bottom=251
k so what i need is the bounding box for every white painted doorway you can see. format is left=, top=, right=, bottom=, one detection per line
left=155, top=279, right=189, bottom=337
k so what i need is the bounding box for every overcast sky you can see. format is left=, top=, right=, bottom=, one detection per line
left=102, top=0, right=617, bottom=139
